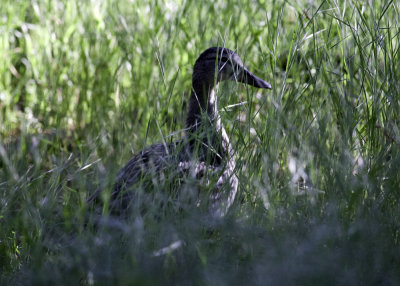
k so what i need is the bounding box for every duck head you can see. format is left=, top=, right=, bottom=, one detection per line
left=192, top=47, right=272, bottom=89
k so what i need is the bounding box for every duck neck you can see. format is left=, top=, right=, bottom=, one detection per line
left=185, top=81, right=218, bottom=132
left=185, top=81, right=233, bottom=161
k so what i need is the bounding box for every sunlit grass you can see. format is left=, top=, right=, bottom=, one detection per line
left=1, top=0, right=399, bottom=284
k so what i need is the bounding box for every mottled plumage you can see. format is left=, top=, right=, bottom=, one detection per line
left=90, top=47, right=271, bottom=216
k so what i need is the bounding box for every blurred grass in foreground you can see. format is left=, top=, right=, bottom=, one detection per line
left=1, top=0, right=400, bottom=284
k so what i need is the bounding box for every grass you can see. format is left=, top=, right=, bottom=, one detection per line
left=1, top=0, right=400, bottom=284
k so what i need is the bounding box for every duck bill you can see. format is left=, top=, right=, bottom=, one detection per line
left=240, top=68, right=272, bottom=89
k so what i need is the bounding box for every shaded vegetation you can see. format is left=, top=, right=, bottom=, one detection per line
left=1, top=0, right=399, bottom=284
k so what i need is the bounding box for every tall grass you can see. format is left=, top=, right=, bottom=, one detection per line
left=1, top=0, right=399, bottom=284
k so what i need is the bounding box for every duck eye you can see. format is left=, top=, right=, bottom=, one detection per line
left=218, top=60, right=232, bottom=74
left=219, top=56, right=229, bottom=62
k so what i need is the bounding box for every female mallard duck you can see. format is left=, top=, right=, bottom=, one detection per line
left=92, top=47, right=271, bottom=216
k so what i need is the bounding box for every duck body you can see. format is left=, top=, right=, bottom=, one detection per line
left=101, top=47, right=271, bottom=216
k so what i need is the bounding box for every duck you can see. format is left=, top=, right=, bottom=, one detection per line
left=90, top=47, right=272, bottom=216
